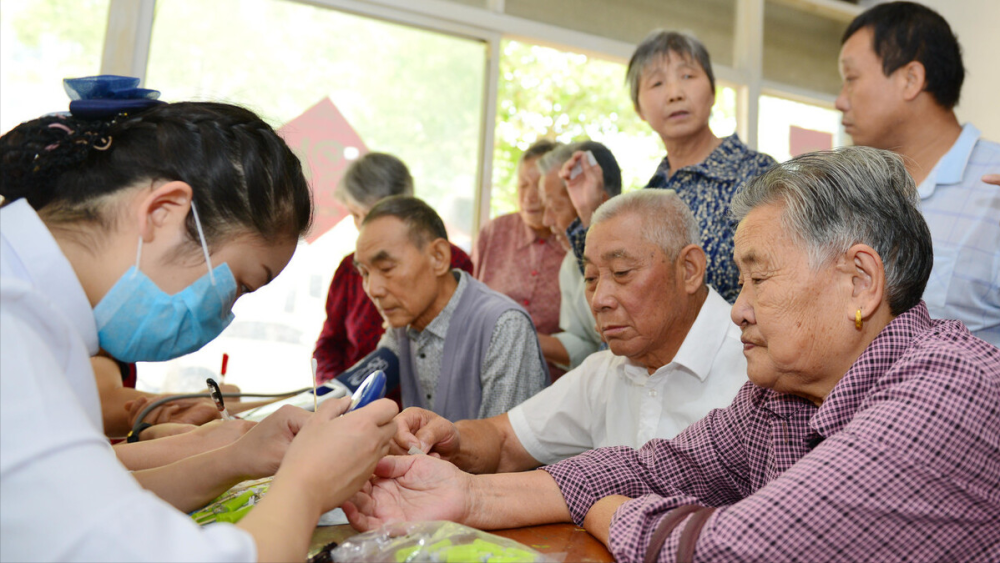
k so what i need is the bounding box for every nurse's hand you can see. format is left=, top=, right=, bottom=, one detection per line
left=188, top=418, right=256, bottom=449
left=230, top=404, right=312, bottom=480
left=125, top=395, right=221, bottom=427
left=275, top=397, right=399, bottom=514
left=138, top=422, right=198, bottom=441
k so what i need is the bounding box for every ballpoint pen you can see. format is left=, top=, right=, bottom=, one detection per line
left=206, top=377, right=233, bottom=420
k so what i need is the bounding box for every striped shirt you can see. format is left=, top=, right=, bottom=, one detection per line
left=916, top=123, right=1000, bottom=346
left=543, top=302, right=1000, bottom=562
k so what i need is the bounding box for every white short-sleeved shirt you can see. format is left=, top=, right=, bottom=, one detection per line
left=0, top=200, right=256, bottom=562
left=507, top=288, right=747, bottom=465
left=552, top=251, right=602, bottom=370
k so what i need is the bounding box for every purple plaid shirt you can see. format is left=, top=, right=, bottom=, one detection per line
left=543, top=302, right=1000, bottom=562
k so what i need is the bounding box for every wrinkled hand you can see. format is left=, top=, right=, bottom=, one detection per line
left=982, top=173, right=1000, bottom=186
left=125, top=395, right=222, bottom=427
left=276, top=397, right=399, bottom=514
left=342, top=455, right=471, bottom=532
left=389, top=407, right=460, bottom=459
left=559, top=150, right=606, bottom=228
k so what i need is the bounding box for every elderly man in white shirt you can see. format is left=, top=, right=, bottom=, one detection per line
left=392, top=189, right=746, bottom=473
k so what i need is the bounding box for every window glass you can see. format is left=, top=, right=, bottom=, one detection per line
left=139, top=0, right=486, bottom=394
left=757, top=94, right=845, bottom=163
left=491, top=39, right=737, bottom=216
left=0, top=0, right=110, bottom=134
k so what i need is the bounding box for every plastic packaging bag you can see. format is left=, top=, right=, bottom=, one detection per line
left=331, top=521, right=556, bottom=562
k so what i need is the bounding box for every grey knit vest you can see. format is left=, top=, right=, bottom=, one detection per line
left=397, top=272, right=546, bottom=421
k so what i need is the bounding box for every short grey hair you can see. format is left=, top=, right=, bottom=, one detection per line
left=337, top=152, right=413, bottom=208
left=591, top=189, right=701, bottom=260
left=536, top=143, right=571, bottom=175
left=537, top=140, right=622, bottom=198
left=729, top=146, right=932, bottom=316
left=627, top=30, right=716, bottom=111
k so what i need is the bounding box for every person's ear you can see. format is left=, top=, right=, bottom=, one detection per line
left=900, top=61, right=926, bottom=102
left=428, top=238, right=452, bottom=277
left=676, top=244, right=707, bottom=294
left=135, top=181, right=194, bottom=244
left=842, top=243, right=886, bottom=324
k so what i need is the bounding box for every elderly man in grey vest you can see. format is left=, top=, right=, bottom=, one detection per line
left=354, top=196, right=549, bottom=421
left=388, top=190, right=746, bottom=472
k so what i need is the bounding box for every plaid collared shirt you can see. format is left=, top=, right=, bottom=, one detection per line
left=543, top=302, right=1000, bottom=562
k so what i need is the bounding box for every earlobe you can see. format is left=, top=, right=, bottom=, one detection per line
left=679, top=244, right=707, bottom=293
left=901, top=61, right=926, bottom=101
left=846, top=244, right=886, bottom=318
left=430, top=239, right=452, bottom=276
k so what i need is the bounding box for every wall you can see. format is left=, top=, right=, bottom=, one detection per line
left=910, top=0, right=1000, bottom=141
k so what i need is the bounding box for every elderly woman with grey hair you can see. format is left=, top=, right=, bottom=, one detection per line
left=562, top=30, right=775, bottom=304
left=341, top=147, right=1000, bottom=563
left=313, top=152, right=473, bottom=386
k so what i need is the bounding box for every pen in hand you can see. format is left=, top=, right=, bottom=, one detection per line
left=206, top=377, right=233, bottom=420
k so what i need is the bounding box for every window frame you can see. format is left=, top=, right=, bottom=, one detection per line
left=101, top=0, right=853, bottom=241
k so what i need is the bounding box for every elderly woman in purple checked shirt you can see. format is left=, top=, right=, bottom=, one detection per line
left=341, top=146, right=1000, bottom=563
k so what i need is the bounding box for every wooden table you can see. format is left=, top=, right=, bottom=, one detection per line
left=309, top=522, right=614, bottom=562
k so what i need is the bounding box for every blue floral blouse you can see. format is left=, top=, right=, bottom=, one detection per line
left=568, top=134, right=776, bottom=303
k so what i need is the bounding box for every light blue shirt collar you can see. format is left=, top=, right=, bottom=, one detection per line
left=917, top=123, right=981, bottom=199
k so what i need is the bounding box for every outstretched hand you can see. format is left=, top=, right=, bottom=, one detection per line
left=560, top=150, right=606, bottom=228
left=390, top=407, right=460, bottom=459
left=342, top=454, right=471, bottom=532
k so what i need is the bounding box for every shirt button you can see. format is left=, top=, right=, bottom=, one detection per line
left=418, top=353, right=426, bottom=359
left=522, top=299, right=530, bottom=306
left=426, top=394, right=432, bottom=400
left=531, top=270, right=538, bottom=276
left=648, top=389, right=657, bottom=397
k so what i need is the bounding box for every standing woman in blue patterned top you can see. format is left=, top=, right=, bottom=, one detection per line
left=562, top=31, right=775, bottom=303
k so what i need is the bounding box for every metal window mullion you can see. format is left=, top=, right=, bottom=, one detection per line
left=100, top=0, right=155, bottom=85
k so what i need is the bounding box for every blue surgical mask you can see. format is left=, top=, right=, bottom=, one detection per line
left=93, top=202, right=237, bottom=362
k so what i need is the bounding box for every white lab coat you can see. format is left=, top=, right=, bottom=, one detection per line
left=0, top=200, right=256, bottom=562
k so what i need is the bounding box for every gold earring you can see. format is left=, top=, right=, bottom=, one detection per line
left=855, top=308, right=863, bottom=330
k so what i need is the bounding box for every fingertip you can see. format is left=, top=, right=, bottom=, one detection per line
left=317, top=395, right=351, bottom=419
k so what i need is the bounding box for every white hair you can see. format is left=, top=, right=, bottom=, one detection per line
left=729, top=146, right=932, bottom=315
left=590, top=189, right=700, bottom=259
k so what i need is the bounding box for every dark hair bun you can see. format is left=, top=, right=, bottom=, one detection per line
left=1, top=115, right=112, bottom=208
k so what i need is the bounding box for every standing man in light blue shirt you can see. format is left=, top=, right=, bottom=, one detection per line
left=836, top=2, right=999, bottom=345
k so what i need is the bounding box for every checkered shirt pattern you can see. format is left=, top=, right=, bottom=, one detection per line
left=543, top=302, right=1000, bottom=562
left=566, top=134, right=775, bottom=303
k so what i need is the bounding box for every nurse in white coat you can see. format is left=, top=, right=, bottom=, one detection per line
left=0, top=101, right=398, bottom=562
